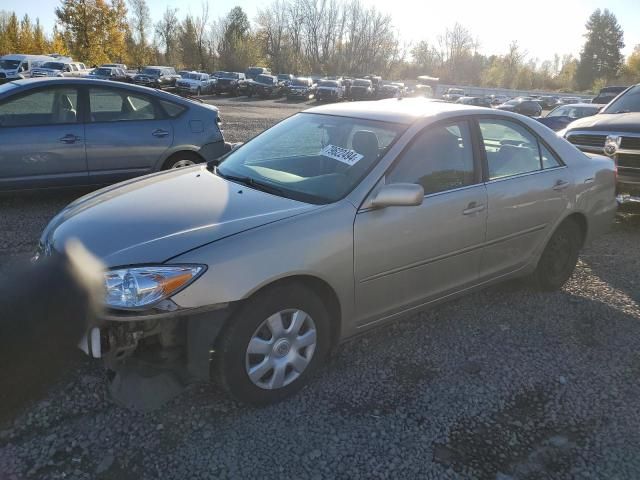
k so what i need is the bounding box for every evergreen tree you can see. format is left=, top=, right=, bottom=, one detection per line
left=575, top=9, right=624, bottom=90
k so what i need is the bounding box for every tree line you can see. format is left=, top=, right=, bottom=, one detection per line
left=1, top=1, right=639, bottom=93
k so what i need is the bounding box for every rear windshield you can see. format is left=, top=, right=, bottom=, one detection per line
left=94, top=68, right=113, bottom=76
left=353, top=80, right=371, bottom=87
left=292, top=78, right=310, bottom=86
left=40, top=62, right=65, bottom=70
left=142, top=68, right=161, bottom=76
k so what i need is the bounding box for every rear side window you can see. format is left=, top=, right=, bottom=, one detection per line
left=89, top=88, right=157, bottom=122
left=0, top=87, right=78, bottom=127
left=159, top=100, right=186, bottom=118
left=479, top=119, right=561, bottom=180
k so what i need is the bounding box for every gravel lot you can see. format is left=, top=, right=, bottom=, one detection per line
left=1, top=97, right=639, bottom=480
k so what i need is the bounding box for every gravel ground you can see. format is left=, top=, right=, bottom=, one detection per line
left=1, top=99, right=639, bottom=480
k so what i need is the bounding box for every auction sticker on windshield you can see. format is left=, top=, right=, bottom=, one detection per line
left=321, top=145, right=364, bottom=166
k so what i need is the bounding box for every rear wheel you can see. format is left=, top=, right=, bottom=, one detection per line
left=534, top=218, right=582, bottom=290
left=214, top=283, right=330, bottom=404
left=162, top=152, right=201, bottom=170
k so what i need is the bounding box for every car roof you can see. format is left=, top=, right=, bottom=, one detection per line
left=2, top=78, right=217, bottom=110
left=306, top=98, right=492, bottom=124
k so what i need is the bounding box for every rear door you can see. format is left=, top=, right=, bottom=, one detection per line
left=0, top=85, right=87, bottom=190
left=476, top=117, right=570, bottom=280
left=84, top=86, right=173, bottom=185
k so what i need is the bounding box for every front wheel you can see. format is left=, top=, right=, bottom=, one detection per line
left=533, top=218, right=582, bottom=290
left=214, top=283, right=331, bottom=404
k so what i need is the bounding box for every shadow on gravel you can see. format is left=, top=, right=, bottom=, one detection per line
left=432, top=386, right=594, bottom=479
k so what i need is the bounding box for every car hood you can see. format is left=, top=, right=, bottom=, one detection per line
left=41, top=166, right=318, bottom=267
left=565, top=112, right=640, bottom=132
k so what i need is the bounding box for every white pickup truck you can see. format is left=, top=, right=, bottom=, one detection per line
left=30, top=61, right=93, bottom=78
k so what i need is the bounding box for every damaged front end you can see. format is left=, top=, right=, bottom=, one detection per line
left=78, top=303, right=233, bottom=410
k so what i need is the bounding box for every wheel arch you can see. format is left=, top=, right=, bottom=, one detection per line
left=561, top=211, right=588, bottom=247
left=222, top=274, right=343, bottom=350
left=160, top=149, right=205, bottom=170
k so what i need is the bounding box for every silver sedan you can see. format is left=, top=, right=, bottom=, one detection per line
left=40, top=99, right=617, bottom=404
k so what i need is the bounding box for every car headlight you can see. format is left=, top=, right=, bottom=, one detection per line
left=104, top=265, right=205, bottom=309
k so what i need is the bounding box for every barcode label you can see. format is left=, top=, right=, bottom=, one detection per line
left=320, top=144, right=364, bottom=166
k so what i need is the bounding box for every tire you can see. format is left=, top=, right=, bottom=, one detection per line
left=534, top=218, right=582, bottom=290
left=162, top=152, right=201, bottom=170
left=214, top=283, right=331, bottom=404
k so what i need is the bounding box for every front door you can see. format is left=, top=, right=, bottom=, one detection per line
left=84, top=86, right=173, bottom=185
left=353, top=120, right=488, bottom=325
left=0, top=85, right=87, bottom=190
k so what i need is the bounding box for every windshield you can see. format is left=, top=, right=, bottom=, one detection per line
left=602, top=86, right=640, bottom=113
left=185, top=73, right=202, bottom=80
left=548, top=105, right=599, bottom=118
left=219, top=72, right=237, bottom=79
left=291, top=78, right=310, bottom=86
left=353, top=80, right=371, bottom=87
left=217, top=112, right=406, bottom=204
left=277, top=75, right=290, bottom=80
left=505, top=99, right=520, bottom=105
left=142, top=68, right=161, bottom=76
left=256, top=75, right=274, bottom=84
left=40, top=62, right=65, bottom=70
left=0, top=59, right=22, bottom=69
left=319, top=81, right=339, bottom=88
left=94, top=68, right=113, bottom=76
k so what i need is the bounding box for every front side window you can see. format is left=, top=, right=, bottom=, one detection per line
left=387, top=121, right=476, bottom=195
left=479, top=119, right=560, bottom=180
left=217, top=113, right=406, bottom=204
left=89, top=88, right=157, bottom=122
left=0, top=87, right=78, bottom=127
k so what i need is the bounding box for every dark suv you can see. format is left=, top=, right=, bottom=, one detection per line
left=214, top=71, right=248, bottom=96
left=563, top=83, right=640, bottom=206
left=591, top=86, right=628, bottom=105
left=133, top=66, right=180, bottom=89
left=245, top=66, right=271, bottom=81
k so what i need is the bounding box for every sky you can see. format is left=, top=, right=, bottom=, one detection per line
left=4, top=0, right=640, bottom=63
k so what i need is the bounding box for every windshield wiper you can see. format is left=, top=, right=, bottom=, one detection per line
left=215, top=169, right=285, bottom=196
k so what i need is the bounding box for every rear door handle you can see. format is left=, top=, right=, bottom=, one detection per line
left=59, top=134, right=80, bottom=144
left=553, top=180, right=570, bottom=191
left=152, top=129, right=169, bottom=138
left=463, top=202, right=486, bottom=216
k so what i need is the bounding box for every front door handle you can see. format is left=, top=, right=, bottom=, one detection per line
left=152, top=129, right=169, bottom=138
left=59, top=134, right=80, bottom=144
left=553, top=179, right=570, bottom=191
left=463, top=202, right=486, bottom=216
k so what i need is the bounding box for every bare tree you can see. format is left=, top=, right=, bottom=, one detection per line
left=194, top=2, right=210, bottom=70
left=155, top=7, right=179, bottom=65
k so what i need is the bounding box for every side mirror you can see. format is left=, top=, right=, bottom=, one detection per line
left=370, top=183, right=424, bottom=209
